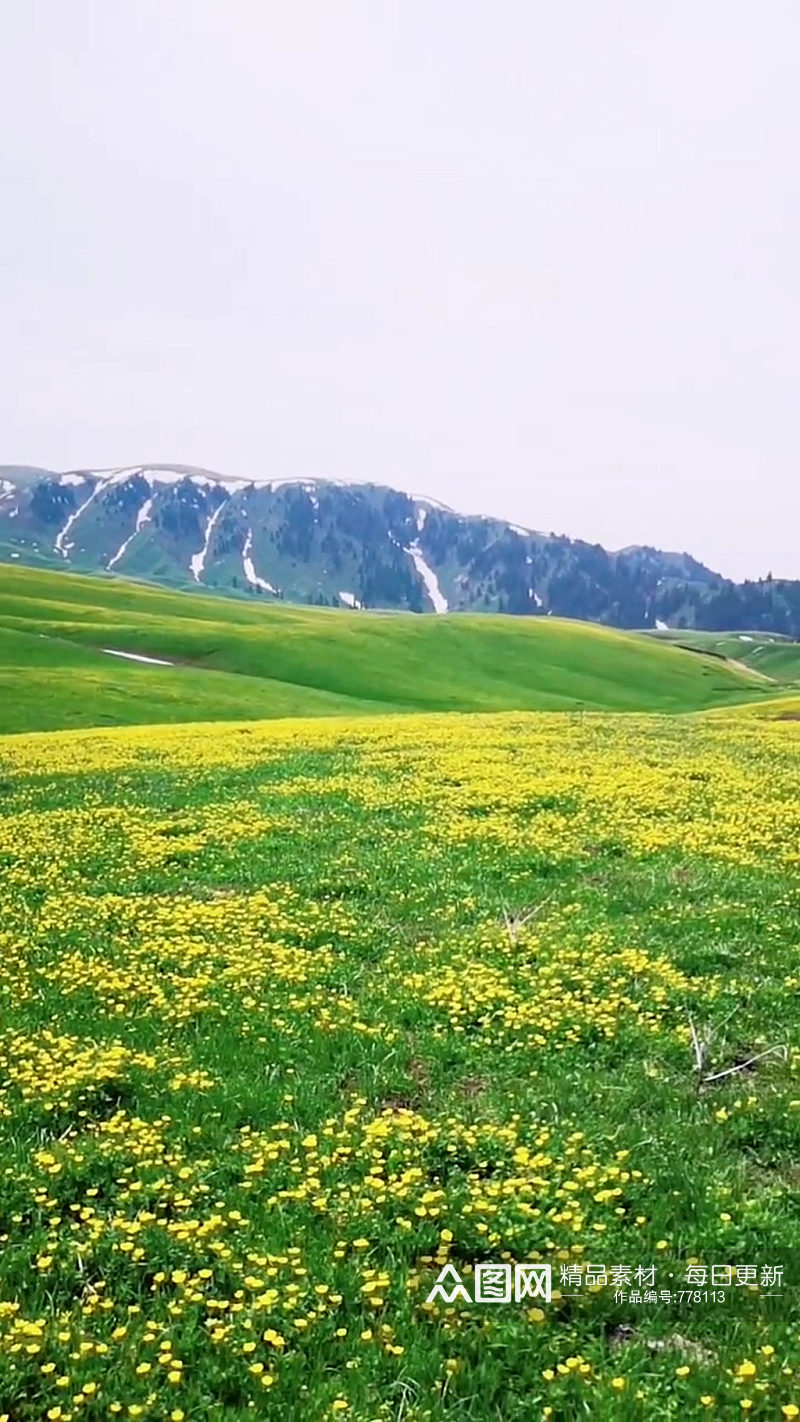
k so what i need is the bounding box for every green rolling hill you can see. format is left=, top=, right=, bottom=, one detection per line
left=0, top=563, right=775, bottom=734
left=646, top=627, right=800, bottom=684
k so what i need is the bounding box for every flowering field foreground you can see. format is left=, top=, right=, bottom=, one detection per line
left=0, top=709, right=798, bottom=1420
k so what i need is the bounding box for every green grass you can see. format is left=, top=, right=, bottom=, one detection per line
left=0, top=709, right=798, bottom=1419
left=0, top=564, right=776, bottom=732
left=0, top=626, right=396, bottom=733
left=646, top=628, right=800, bottom=685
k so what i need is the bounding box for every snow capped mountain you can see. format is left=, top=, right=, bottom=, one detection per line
left=0, top=463, right=797, bottom=632
left=0, top=466, right=452, bottom=611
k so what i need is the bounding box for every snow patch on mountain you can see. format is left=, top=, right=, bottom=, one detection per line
left=54, top=482, right=104, bottom=557
left=269, top=477, right=342, bottom=493
left=108, top=497, right=154, bottom=571
left=63, top=467, right=143, bottom=486
left=242, top=529, right=278, bottom=594
left=339, top=590, right=362, bottom=609
left=62, top=464, right=248, bottom=492
left=190, top=499, right=229, bottom=582
left=407, top=541, right=448, bottom=613
left=191, top=475, right=250, bottom=493
left=409, top=494, right=454, bottom=514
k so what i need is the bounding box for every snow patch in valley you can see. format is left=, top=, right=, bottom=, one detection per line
left=190, top=499, right=229, bottom=582
left=242, top=529, right=278, bottom=594
left=102, top=648, right=173, bottom=666
left=339, top=590, right=362, bottom=609
left=739, top=634, right=754, bottom=642
left=406, top=541, right=448, bottom=613
left=107, top=497, right=154, bottom=570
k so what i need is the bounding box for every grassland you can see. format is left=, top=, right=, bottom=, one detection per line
left=0, top=626, right=395, bottom=733
left=0, top=707, right=798, bottom=1419
left=0, top=565, right=776, bottom=733
left=647, top=628, right=800, bottom=686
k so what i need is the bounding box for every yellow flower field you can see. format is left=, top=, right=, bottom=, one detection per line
left=0, top=709, right=798, bottom=1419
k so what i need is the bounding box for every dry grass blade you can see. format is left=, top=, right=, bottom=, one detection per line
left=500, top=892, right=556, bottom=943
left=687, top=1010, right=712, bottom=1077
left=687, top=1007, right=788, bottom=1087
left=702, top=1044, right=788, bottom=1085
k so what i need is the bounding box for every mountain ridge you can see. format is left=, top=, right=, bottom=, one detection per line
left=1, top=463, right=798, bottom=635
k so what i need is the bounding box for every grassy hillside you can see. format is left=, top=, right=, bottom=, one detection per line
left=0, top=708, right=798, bottom=1418
left=0, top=564, right=774, bottom=732
left=0, top=626, right=395, bottom=734
left=647, top=627, right=800, bottom=684
left=707, top=691, right=800, bottom=721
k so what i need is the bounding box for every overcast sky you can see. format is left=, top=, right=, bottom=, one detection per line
left=2, top=2, right=798, bottom=579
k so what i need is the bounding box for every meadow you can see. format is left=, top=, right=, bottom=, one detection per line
left=0, top=702, right=798, bottom=1419
left=648, top=629, right=800, bottom=686
left=0, top=564, right=773, bottom=733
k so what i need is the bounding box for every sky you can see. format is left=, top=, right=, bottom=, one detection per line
left=1, top=1, right=798, bottom=581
